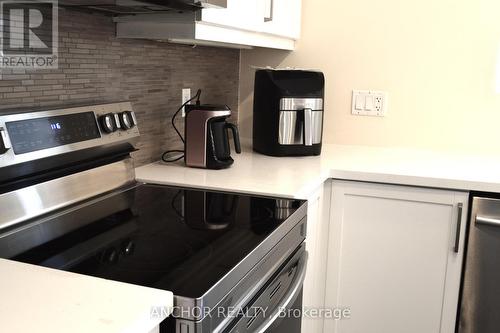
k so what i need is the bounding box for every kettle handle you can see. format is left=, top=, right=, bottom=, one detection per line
left=225, top=123, right=242, bottom=154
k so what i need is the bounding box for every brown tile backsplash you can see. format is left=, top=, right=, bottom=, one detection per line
left=0, top=8, right=240, bottom=166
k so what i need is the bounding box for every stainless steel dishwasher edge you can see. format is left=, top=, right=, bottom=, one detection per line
left=458, top=195, right=500, bottom=333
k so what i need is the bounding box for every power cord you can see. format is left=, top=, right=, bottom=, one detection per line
left=161, top=89, right=202, bottom=163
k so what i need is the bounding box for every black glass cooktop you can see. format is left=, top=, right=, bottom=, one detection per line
left=3, top=184, right=304, bottom=298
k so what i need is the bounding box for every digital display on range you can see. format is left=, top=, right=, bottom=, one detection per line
left=5, top=112, right=101, bottom=155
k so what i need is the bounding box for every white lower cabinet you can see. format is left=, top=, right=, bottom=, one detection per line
left=324, top=181, right=468, bottom=333
left=302, top=180, right=332, bottom=333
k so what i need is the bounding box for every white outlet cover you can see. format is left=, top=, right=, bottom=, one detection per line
left=181, top=88, right=191, bottom=117
left=352, top=90, right=388, bottom=117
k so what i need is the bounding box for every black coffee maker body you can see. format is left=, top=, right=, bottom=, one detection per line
left=185, top=104, right=241, bottom=169
left=253, top=69, right=325, bottom=156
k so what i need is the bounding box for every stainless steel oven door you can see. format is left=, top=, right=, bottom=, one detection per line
left=226, top=245, right=307, bottom=333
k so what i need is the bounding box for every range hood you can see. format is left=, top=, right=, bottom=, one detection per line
left=58, top=0, right=227, bottom=14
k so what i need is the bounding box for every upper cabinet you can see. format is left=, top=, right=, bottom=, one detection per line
left=200, top=0, right=262, bottom=32
left=258, top=0, right=302, bottom=39
left=201, top=0, right=301, bottom=39
left=115, top=0, right=302, bottom=50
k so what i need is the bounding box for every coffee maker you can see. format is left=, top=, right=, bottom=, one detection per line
left=184, top=104, right=241, bottom=169
left=253, top=69, right=325, bottom=156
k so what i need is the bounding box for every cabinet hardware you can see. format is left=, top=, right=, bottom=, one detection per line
left=264, top=0, right=274, bottom=22
left=454, top=203, right=463, bottom=253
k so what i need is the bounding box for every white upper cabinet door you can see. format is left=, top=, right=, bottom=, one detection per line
left=200, top=0, right=301, bottom=39
left=259, top=0, right=302, bottom=39
left=199, top=0, right=261, bottom=32
left=324, top=181, right=468, bottom=333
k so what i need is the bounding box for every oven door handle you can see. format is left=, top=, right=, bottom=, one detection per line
left=254, top=251, right=308, bottom=333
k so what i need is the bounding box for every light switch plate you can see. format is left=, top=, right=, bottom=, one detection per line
left=352, top=90, right=388, bottom=116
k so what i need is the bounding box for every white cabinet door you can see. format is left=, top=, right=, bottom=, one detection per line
left=259, top=0, right=302, bottom=39
left=324, top=181, right=468, bottom=333
left=302, top=180, right=332, bottom=333
left=200, top=0, right=261, bottom=32
left=197, top=0, right=301, bottom=48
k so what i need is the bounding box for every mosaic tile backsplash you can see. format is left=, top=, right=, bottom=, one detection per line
left=0, top=7, right=240, bottom=166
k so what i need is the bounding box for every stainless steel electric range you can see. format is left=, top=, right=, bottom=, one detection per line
left=0, top=103, right=308, bottom=333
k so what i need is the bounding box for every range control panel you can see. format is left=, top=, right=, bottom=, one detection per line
left=0, top=102, right=140, bottom=168
left=6, top=112, right=100, bottom=155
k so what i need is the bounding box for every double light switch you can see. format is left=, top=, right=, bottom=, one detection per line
left=352, top=90, right=387, bottom=116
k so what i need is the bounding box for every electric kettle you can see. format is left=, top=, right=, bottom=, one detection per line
left=185, top=104, right=241, bottom=169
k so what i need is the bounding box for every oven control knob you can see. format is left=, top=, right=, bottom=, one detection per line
left=99, top=113, right=117, bottom=133
left=118, top=111, right=135, bottom=130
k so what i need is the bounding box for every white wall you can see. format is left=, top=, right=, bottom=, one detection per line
left=239, top=0, right=500, bottom=154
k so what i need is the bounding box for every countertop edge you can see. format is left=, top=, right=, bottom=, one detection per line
left=135, top=144, right=500, bottom=198
left=136, top=165, right=480, bottom=200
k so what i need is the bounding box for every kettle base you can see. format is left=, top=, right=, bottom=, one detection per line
left=253, top=144, right=322, bottom=157
left=185, top=157, right=235, bottom=170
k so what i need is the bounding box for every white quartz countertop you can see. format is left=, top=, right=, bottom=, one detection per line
left=0, top=258, right=173, bottom=333
left=2, top=143, right=498, bottom=333
left=136, top=144, right=500, bottom=198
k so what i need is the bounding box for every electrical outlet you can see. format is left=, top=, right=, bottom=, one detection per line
left=352, top=90, right=388, bottom=116
left=181, top=88, right=191, bottom=117
left=374, top=94, right=384, bottom=113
